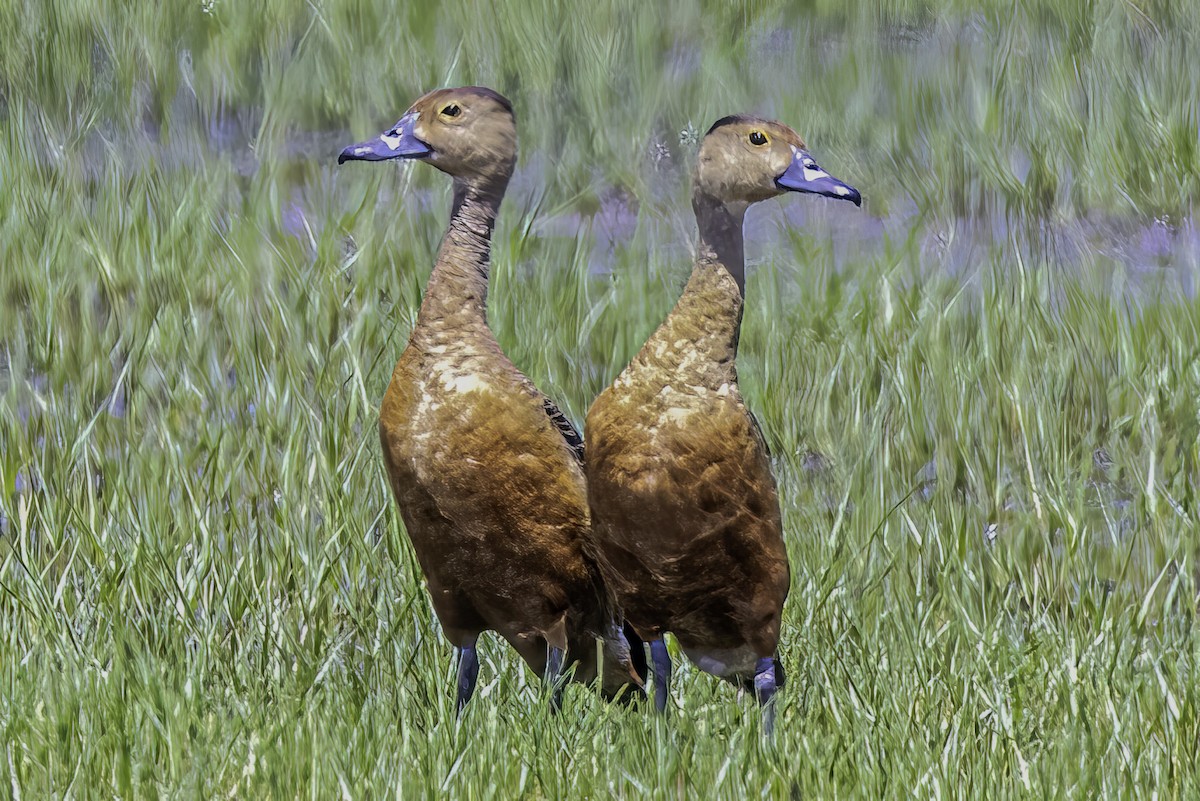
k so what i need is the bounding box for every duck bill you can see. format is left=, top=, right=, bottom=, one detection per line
left=775, top=147, right=861, bottom=206
left=337, top=112, right=432, bottom=164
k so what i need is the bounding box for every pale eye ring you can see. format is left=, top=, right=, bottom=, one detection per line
left=441, top=103, right=461, bottom=118
left=749, top=130, right=768, bottom=146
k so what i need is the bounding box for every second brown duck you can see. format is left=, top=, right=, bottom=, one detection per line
left=585, top=115, right=861, bottom=731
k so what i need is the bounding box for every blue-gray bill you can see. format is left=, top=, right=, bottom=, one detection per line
left=775, top=147, right=861, bottom=207
left=337, top=112, right=431, bottom=164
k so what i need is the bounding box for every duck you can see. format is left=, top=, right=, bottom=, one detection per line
left=584, top=115, right=861, bottom=731
left=338, top=86, right=643, bottom=711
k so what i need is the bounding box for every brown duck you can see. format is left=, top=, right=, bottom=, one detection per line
left=338, top=87, right=642, bottom=711
left=585, top=116, right=861, bottom=730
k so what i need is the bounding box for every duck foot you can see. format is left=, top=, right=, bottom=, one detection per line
left=753, top=655, right=780, bottom=738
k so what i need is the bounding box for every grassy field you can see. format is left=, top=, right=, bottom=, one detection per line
left=2, top=0, right=1199, bottom=797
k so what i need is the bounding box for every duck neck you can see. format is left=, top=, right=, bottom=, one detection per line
left=694, top=192, right=747, bottom=295
left=666, top=192, right=747, bottom=366
left=415, top=175, right=507, bottom=335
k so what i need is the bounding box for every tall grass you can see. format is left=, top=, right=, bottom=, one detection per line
left=2, top=0, right=1198, bottom=796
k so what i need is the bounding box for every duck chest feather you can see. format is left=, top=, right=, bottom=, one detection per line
left=381, top=335, right=589, bottom=540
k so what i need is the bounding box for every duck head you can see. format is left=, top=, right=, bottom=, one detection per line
left=694, top=115, right=861, bottom=209
left=338, top=86, right=516, bottom=189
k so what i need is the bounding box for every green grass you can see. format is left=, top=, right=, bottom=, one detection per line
left=2, top=0, right=1199, bottom=797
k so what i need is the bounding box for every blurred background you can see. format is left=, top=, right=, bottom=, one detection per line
left=2, top=0, right=1199, bottom=796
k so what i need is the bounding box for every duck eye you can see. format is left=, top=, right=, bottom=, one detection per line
left=749, top=131, right=768, bottom=146
left=441, top=104, right=461, bottom=118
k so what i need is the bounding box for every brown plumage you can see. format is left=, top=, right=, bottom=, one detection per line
left=585, top=115, right=861, bottom=726
left=339, top=86, right=641, bottom=710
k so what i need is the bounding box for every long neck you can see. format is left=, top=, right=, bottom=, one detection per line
left=664, top=192, right=747, bottom=368
left=414, top=176, right=506, bottom=333
left=693, top=192, right=747, bottom=294
left=634, top=192, right=748, bottom=385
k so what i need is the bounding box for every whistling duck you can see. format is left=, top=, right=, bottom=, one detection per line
left=338, top=87, right=642, bottom=711
left=585, top=115, right=861, bottom=731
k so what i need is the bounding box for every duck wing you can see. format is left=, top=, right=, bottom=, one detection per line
left=747, top=408, right=771, bottom=457
left=542, top=396, right=585, bottom=465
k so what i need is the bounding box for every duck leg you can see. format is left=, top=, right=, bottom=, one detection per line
left=650, top=639, right=673, bottom=713
left=753, top=655, right=780, bottom=736
left=624, top=623, right=649, bottom=687
left=454, top=644, right=480, bottom=715
left=545, top=644, right=566, bottom=710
